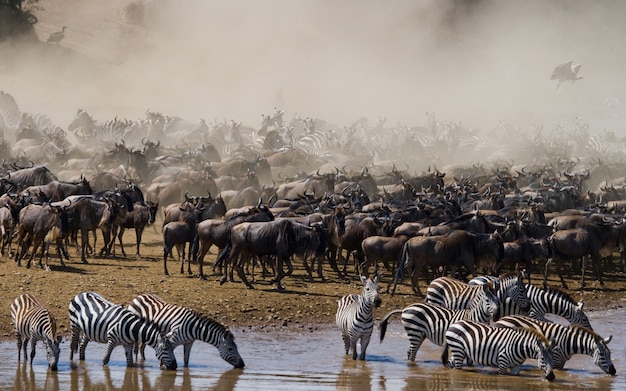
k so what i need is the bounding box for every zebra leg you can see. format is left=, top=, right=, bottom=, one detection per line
left=124, top=345, right=134, bottom=367
left=407, top=335, right=425, bottom=361
left=183, top=343, right=193, bottom=367
left=29, top=337, right=37, bottom=364
left=358, top=334, right=371, bottom=360
left=69, top=329, right=80, bottom=361
left=102, top=340, right=116, bottom=366
left=341, top=333, right=350, bottom=355
left=16, top=332, right=24, bottom=362
left=79, top=335, right=90, bottom=361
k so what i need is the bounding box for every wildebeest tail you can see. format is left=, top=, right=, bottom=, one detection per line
left=215, top=236, right=232, bottom=268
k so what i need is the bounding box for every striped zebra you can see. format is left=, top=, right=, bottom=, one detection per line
left=0, top=90, right=21, bottom=138
left=127, top=293, right=245, bottom=368
left=296, top=129, right=338, bottom=157
left=68, top=291, right=177, bottom=369
left=10, top=292, right=61, bottom=371
left=336, top=274, right=382, bottom=360
left=425, top=272, right=530, bottom=315
left=585, top=134, right=626, bottom=158
left=469, top=276, right=592, bottom=329
left=495, top=315, right=616, bottom=375
left=379, top=283, right=499, bottom=361
left=443, top=319, right=556, bottom=380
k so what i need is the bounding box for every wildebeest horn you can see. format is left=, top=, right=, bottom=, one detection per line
left=184, top=190, right=190, bottom=202
left=316, top=168, right=321, bottom=176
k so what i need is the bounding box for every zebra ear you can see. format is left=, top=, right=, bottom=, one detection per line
left=604, top=335, right=613, bottom=344
left=360, top=274, right=367, bottom=284
left=374, top=273, right=382, bottom=284
left=577, top=300, right=585, bottom=311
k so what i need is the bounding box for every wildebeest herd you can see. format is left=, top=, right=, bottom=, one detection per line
left=1, top=90, right=623, bottom=378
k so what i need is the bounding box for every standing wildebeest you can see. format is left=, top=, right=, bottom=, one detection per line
left=3, top=165, right=58, bottom=189
left=64, top=196, right=126, bottom=263
left=194, top=204, right=275, bottom=280
left=390, top=229, right=504, bottom=297
left=21, top=177, right=93, bottom=202
left=360, top=234, right=410, bottom=277
left=544, top=218, right=624, bottom=289
left=162, top=202, right=207, bottom=276
left=109, top=201, right=158, bottom=258
left=215, top=219, right=327, bottom=291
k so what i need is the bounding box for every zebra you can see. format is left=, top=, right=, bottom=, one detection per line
left=379, top=283, right=499, bottom=361
left=68, top=291, right=177, bottom=369
left=10, top=292, right=61, bottom=371
left=296, top=129, right=338, bottom=157
left=495, top=315, right=616, bottom=375
left=335, top=274, right=382, bottom=360
left=469, top=276, right=593, bottom=329
left=127, top=293, right=245, bottom=368
left=0, top=90, right=21, bottom=139
left=442, top=319, right=556, bottom=380
left=425, top=272, right=530, bottom=315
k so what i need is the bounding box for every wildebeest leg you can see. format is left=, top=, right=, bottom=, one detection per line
left=134, top=227, right=144, bottom=258
left=80, top=229, right=89, bottom=264
left=55, top=239, right=67, bottom=267
left=178, top=244, right=187, bottom=274
left=163, top=244, right=171, bottom=276
left=274, top=255, right=287, bottom=292
left=236, top=252, right=254, bottom=289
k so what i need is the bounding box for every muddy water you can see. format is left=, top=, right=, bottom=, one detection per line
left=1, top=309, right=623, bottom=391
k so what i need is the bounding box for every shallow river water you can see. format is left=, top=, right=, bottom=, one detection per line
left=2, top=309, right=623, bottom=390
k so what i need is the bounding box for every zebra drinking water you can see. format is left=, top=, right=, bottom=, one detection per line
left=495, top=315, right=615, bottom=375
left=10, top=292, right=61, bottom=371
left=379, top=283, right=499, bottom=361
left=128, top=293, right=245, bottom=368
left=336, top=274, right=382, bottom=360
left=469, top=275, right=593, bottom=329
left=68, top=291, right=177, bottom=370
left=443, top=319, right=556, bottom=380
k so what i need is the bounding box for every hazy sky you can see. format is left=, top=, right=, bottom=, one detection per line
left=2, top=0, right=626, bottom=132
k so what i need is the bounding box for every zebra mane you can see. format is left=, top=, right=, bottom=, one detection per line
left=542, top=285, right=578, bottom=305
left=188, top=308, right=234, bottom=339
left=570, top=324, right=601, bottom=339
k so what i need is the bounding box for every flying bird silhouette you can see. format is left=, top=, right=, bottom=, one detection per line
left=550, top=60, right=583, bottom=89
left=46, top=26, right=67, bottom=45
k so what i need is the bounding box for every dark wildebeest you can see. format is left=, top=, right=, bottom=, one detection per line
left=194, top=204, right=275, bottom=280
left=3, top=165, right=58, bottom=189
left=162, top=202, right=207, bottom=276
left=390, top=229, right=504, bottom=297
left=21, top=177, right=93, bottom=203
left=108, top=201, right=159, bottom=258
left=360, top=234, right=410, bottom=277
left=215, top=219, right=327, bottom=291
left=25, top=203, right=71, bottom=271
left=544, top=218, right=624, bottom=289
left=493, top=237, right=551, bottom=283
left=64, top=195, right=127, bottom=263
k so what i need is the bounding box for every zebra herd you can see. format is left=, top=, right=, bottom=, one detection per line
left=10, top=291, right=244, bottom=372
left=337, top=272, right=616, bottom=381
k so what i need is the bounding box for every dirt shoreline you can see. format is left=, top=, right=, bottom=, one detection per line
left=1, top=222, right=625, bottom=343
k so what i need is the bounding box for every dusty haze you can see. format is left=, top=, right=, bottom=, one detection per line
left=1, top=0, right=626, bottom=134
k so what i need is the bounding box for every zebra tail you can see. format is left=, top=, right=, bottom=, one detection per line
left=379, top=309, right=403, bottom=343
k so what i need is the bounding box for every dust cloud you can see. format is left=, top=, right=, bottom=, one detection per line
left=2, top=0, right=626, bottom=134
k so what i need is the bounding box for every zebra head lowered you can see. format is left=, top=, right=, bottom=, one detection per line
left=217, top=329, right=245, bottom=368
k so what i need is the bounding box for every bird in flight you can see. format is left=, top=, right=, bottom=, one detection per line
left=46, top=26, right=67, bottom=45
left=550, top=60, right=583, bottom=89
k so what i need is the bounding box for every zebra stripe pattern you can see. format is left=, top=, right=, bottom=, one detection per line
left=443, top=319, right=556, bottom=380
left=128, top=293, right=244, bottom=368
left=495, top=315, right=616, bottom=375
left=10, top=292, right=61, bottom=371
left=68, top=291, right=177, bottom=369
left=470, top=277, right=593, bottom=329
left=585, top=134, right=626, bottom=157
left=426, top=272, right=530, bottom=316
left=379, top=283, right=499, bottom=361
left=336, top=274, right=382, bottom=360
left=296, top=130, right=338, bottom=157
left=0, top=90, right=21, bottom=131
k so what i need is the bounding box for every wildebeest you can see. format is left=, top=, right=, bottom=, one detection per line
left=544, top=218, right=624, bottom=289
left=360, top=234, right=410, bottom=277
left=162, top=201, right=208, bottom=276
left=194, top=203, right=275, bottom=280
left=21, top=177, right=93, bottom=203
left=493, top=236, right=551, bottom=282
left=3, top=165, right=58, bottom=189
left=108, top=201, right=158, bottom=258
left=215, top=219, right=327, bottom=291
left=390, top=229, right=504, bottom=297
